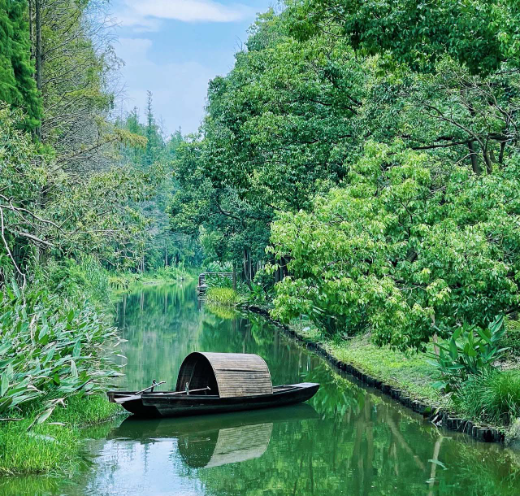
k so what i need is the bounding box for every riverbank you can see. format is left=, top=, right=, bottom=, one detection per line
left=108, top=266, right=194, bottom=295
left=0, top=264, right=129, bottom=477
left=0, top=266, right=198, bottom=477
left=246, top=306, right=518, bottom=445
left=0, top=396, right=123, bottom=475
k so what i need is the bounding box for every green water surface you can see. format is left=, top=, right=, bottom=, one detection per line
left=4, top=282, right=520, bottom=495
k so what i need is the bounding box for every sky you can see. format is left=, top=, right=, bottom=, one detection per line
left=111, top=0, right=276, bottom=136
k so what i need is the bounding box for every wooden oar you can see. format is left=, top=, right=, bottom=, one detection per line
left=114, top=386, right=211, bottom=404
left=150, top=387, right=211, bottom=396
left=135, top=380, right=166, bottom=395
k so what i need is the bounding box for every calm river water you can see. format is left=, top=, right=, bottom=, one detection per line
left=3, top=281, right=520, bottom=495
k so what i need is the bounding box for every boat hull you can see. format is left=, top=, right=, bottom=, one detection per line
left=108, top=383, right=319, bottom=419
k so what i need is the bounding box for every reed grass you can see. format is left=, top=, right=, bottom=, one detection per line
left=456, top=370, right=520, bottom=425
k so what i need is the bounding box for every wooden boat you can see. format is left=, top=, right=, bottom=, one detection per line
left=108, top=352, right=319, bottom=418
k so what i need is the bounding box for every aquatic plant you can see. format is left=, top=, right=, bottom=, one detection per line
left=0, top=280, right=123, bottom=424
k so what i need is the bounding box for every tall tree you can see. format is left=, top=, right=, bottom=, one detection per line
left=288, top=0, right=520, bottom=75
left=0, top=0, right=41, bottom=128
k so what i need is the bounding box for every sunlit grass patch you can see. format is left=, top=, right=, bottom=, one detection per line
left=291, top=320, right=447, bottom=406
left=206, top=287, right=239, bottom=306
left=0, top=395, right=121, bottom=476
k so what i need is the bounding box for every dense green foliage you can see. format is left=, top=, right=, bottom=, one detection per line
left=269, top=144, right=520, bottom=348
left=0, top=279, right=121, bottom=422
left=116, top=101, right=201, bottom=271
left=0, top=0, right=40, bottom=128
left=288, top=0, right=520, bottom=75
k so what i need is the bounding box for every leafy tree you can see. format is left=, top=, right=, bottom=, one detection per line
left=288, top=0, right=520, bottom=75
left=116, top=102, right=200, bottom=271
left=269, top=141, right=520, bottom=349
left=171, top=11, right=367, bottom=280
left=0, top=0, right=41, bottom=128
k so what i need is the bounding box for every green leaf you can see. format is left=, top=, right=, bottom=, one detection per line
left=73, top=340, right=81, bottom=358
left=70, top=360, right=78, bottom=378
left=36, top=407, right=55, bottom=425
left=0, top=373, right=9, bottom=397
left=428, top=459, right=447, bottom=470
left=449, top=339, right=458, bottom=360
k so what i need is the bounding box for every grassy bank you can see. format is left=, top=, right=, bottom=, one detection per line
left=291, top=321, right=448, bottom=406
left=0, top=260, right=129, bottom=477
left=0, top=396, right=122, bottom=476
left=0, top=262, right=198, bottom=477
left=287, top=318, right=520, bottom=438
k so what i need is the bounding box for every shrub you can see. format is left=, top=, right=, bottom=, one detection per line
left=428, top=316, right=508, bottom=389
left=44, top=256, right=109, bottom=303
left=0, top=280, right=122, bottom=424
left=456, top=370, right=520, bottom=425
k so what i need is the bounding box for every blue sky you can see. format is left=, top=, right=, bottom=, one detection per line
left=111, top=0, right=276, bottom=136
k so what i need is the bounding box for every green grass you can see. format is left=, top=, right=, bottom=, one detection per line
left=205, top=287, right=239, bottom=306
left=0, top=395, right=122, bottom=476
left=289, top=319, right=520, bottom=432
left=456, top=370, right=520, bottom=425
left=291, top=321, right=447, bottom=406
left=503, top=319, right=520, bottom=356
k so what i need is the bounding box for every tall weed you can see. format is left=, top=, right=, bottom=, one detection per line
left=456, top=370, right=520, bottom=425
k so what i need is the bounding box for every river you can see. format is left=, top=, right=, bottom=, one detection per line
left=3, top=281, right=519, bottom=495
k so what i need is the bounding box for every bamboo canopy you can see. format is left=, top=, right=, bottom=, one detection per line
left=175, top=352, right=273, bottom=398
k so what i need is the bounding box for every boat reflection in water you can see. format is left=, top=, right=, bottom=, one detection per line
left=110, top=404, right=319, bottom=469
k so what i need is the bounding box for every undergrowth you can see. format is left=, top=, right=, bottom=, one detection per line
left=205, top=287, right=239, bottom=306
left=456, top=370, right=520, bottom=425
left=0, top=395, right=122, bottom=476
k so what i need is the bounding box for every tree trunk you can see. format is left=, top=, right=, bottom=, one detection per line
left=34, top=0, right=42, bottom=138
left=467, top=141, right=481, bottom=175
left=28, top=0, right=34, bottom=58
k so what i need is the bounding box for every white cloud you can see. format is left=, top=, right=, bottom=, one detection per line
left=116, top=37, right=216, bottom=134
left=118, top=0, right=252, bottom=30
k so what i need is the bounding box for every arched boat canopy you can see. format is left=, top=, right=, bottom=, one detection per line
left=176, top=352, right=273, bottom=398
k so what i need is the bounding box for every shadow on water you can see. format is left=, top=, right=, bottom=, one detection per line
left=4, top=281, right=520, bottom=495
